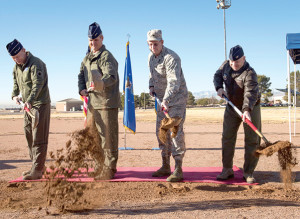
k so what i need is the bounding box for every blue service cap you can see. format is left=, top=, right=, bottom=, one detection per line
left=88, top=22, right=102, bottom=39
left=229, top=45, right=244, bottom=61
left=6, top=39, right=23, bottom=56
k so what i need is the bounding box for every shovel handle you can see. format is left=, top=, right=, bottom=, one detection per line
left=24, top=106, right=30, bottom=113
left=20, top=101, right=35, bottom=118
left=222, top=94, right=270, bottom=144
left=154, top=93, right=171, bottom=118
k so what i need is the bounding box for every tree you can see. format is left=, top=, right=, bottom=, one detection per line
left=196, top=96, right=219, bottom=106
left=283, top=70, right=300, bottom=103
left=257, top=74, right=272, bottom=103
left=134, top=95, right=140, bottom=108
left=139, top=92, right=152, bottom=109
left=196, top=98, right=210, bottom=106
left=219, top=98, right=226, bottom=105
left=120, top=92, right=124, bottom=110
left=187, top=91, right=195, bottom=106
left=210, top=96, right=219, bottom=105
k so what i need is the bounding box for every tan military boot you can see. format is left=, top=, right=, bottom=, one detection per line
left=152, top=156, right=171, bottom=177
left=166, top=157, right=183, bottom=182
left=22, top=165, right=46, bottom=176
left=23, top=170, right=43, bottom=180
left=22, top=170, right=31, bottom=176
left=94, top=167, right=115, bottom=180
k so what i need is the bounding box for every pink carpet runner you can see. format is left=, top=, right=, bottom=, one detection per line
left=9, top=165, right=257, bottom=185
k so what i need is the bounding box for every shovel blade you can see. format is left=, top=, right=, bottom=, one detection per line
left=160, top=117, right=182, bottom=129
left=255, top=141, right=292, bottom=157
left=158, top=117, right=182, bottom=144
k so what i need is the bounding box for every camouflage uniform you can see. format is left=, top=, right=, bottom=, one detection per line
left=11, top=52, right=51, bottom=174
left=148, top=46, right=188, bottom=162
left=78, top=45, right=120, bottom=177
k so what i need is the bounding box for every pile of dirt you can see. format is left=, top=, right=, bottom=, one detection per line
left=255, top=141, right=298, bottom=188
left=45, top=117, right=104, bottom=213
left=155, top=183, right=191, bottom=196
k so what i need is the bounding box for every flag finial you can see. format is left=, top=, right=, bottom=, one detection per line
left=127, top=33, right=131, bottom=43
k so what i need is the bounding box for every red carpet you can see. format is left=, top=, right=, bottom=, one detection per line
left=9, top=165, right=257, bottom=185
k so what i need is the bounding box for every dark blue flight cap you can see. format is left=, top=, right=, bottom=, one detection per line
left=88, top=22, right=102, bottom=39
left=229, top=45, right=244, bottom=61
left=6, top=39, right=23, bottom=56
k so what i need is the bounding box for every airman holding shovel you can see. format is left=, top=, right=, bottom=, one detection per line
left=147, top=29, right=188, bottom=182
left=7, top=39, right=51, bottom=180
left=213, top=45, right=261, bottom=183
left=78, top=22, right=120, bottom=180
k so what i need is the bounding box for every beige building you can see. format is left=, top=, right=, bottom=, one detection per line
left=56, top=98, right=83, bottom=112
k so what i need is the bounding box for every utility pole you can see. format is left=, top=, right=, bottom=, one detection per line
left=217, top=0, right=231, bottom=61
left=144, top=91, right=146, bottom=110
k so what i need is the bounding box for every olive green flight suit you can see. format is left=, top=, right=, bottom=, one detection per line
left=11, top=52, right=51, bottom=172
left=78, top=45, right=120, bottom=176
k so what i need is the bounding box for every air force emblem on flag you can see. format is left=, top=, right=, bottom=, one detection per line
left=125, top=76, right=132, bottom=91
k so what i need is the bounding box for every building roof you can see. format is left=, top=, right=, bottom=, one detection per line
left=56, top=98, right=82, bottom=103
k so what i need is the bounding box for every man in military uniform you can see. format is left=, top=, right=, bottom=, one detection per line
left=213, top=45, right=261, bottom=184
left=7, top=39, right=51, bottom=180
left=147, top=29, right=188, bottom=182
left=78, top=22, right=120, bottom=180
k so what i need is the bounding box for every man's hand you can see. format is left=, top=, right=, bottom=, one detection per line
left=24, top=102, right=32, bottom=110
left=242, top=111, right=251, bottom=122
left=149, top=87, right=155, bottom=97
left=80, top=89, right=89, bottom=96
left=87, top=86, right=95, bottom=93
left=13, top=96, right=22, bottom=105
left=161, top=100, right=169, bottom=112
left=217, top=88, right=227, bottom=98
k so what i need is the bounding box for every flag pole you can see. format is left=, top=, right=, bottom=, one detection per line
left=124, top=33, right=130, bottom=150
left=124, top=129, right=127, bottom=149
left=120, top=34, right=135, bottom=150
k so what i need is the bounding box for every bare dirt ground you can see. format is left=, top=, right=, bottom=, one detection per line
left=0, top=107, right=300, bottom=218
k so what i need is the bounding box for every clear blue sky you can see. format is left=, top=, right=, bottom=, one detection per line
left=0, top=0, right=299, bottom=106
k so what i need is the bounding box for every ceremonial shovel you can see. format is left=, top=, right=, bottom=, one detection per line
left=222, top=94, right=291, bottom=156
left=154, top=93, right=182, bottom=145
left=20, top=101, right=39, bottom=129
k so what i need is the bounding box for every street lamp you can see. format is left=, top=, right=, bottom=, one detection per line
left=216, top=0, right=231, bottom=60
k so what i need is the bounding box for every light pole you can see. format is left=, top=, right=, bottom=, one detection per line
left=217, top=0, right=231, bottom=60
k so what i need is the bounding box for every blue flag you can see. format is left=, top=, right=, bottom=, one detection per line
left=123, top=42, right=136, bottom=133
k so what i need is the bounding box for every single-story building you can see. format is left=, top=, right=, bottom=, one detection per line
left=56, top=98, right=83, bottom=112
